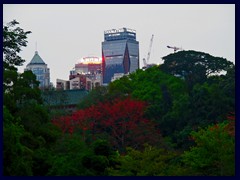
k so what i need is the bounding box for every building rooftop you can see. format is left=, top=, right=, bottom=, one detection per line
left=28, top=51, right=46, bottom=65
left=42, top=89, right=89, bottom=107
left=104, top=27, right=136, bottom=41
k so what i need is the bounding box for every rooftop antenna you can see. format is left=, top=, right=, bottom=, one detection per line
left=35, top=41, right=38, bottom=52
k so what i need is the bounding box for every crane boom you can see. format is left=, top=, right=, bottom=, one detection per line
left=146, top=34, right=154, bottom=64
left=167, top=45, right=182, bottom=53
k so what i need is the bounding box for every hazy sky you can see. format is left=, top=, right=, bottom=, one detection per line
left=3, top=4, right=235, bottom=86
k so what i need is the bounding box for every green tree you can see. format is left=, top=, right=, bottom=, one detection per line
left=78, top=86, right=108, bottom=109
left=3, top=20, right=41, bottom=114
left=107, top=144, right=187, bottom=176
left=189, top=82, right=233, bottom=128
left=108, top=67, right=188, bottom=123
left=3, top=19, right=31, bottom=69
left=48, top=134, right=90, bottom=175
left=49, top=136, right=117, bottom=176
left=3, top=20, right=60, bottom=176
left=127, top=67, right=189, bottom=139
left=3, top=106, right=33, bottom=175
left=207, top=65, right=235, bottom=110
left=160, top=50, right=234, bottom=90
left=82, top=140, right=117, bottom=176
left=182, top=120, right=235, bottom=175
left=108, top=75, right=134, bottom=100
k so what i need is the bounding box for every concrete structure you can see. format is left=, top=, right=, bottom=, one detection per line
left=71, top=56, right=102, bottom=76
left=86, top=74, right=101, bottom=90
left=69, top=75, right=86, bottom=90
left=102, top=27, right=139, bottom=84
left=55, top=56, right=102, bottom=91
left=25, top=51, right=50, bottom=89
left=56, top=79, right=70, bottom=90
left=68, top=56, right=102, bottom=90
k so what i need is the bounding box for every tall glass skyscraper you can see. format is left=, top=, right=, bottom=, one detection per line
left=102, top=28, right=139, bottom=84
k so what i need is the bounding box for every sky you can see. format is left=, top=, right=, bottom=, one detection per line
left=3, top=4, right=235, bottom=86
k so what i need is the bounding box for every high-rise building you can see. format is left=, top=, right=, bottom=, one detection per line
left=69, top=56, right=102, bottom=79
left=24, top=51, right=50, bottom=89
left=68, top=56, right=102, bottom=90
left=102, top=27, right=139, bottom=84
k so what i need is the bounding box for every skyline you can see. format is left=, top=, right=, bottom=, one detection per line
left=3, top=4, right=235, bottom=86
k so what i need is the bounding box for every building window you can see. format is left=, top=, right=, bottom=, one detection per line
left=32, top=68, right=44, bottom=74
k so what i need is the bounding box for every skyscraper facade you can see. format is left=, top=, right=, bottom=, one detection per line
left=24, top=51, right=50, bottom=89
left=102, top=28, right=139, bottom=84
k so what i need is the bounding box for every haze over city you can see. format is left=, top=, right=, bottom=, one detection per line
left=3, top=4, right=235, bottom=86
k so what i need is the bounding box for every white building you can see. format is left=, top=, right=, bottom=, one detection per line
left=24, top=51, right=50, bottom=89
left=56, top=79, right=70, bottom=90
left=111, top=73, right=125, bottom=82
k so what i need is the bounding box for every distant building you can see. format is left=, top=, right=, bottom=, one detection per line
left=86, top=74, right=101, bottom=90
left=42, top=89, right=88, bottom=112
left=55, top=56, right=102, bottom=91
left=70, top=76, right=86, bottom=90
left=56, top=79, right=70, bottom=90
left=111, top=73, right=125, bottom=82
left=70, top=56, right=102, bottom=78
left=68, top=56, right=102, bottom=90
left=102, top=27, right=139, bottom=84
left=24, top=51, right=50, bottom=89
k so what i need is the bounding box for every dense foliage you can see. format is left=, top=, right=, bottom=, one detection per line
left=3, top=20, right=235, bottom=176
left=182, top=117, right=235, bottom=176
left=3, top=20, right=60, bottom=176
left=160, top=50, right=234, bottom=90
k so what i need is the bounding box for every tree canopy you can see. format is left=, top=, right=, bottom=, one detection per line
left=160, top=50, right=234, bottom=89
left=3, top=19, right=31, bottom=69
left=3, top=20, right=60, bottom=176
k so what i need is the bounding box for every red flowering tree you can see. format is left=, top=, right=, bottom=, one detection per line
left=224, top=112, right=235, bottom=137
left=52, top=98, right=162, bottom=151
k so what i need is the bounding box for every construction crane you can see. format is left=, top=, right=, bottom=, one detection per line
left=143, top=34, right=154, bottom=68
left=167, top=45, right=182, bottom=53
